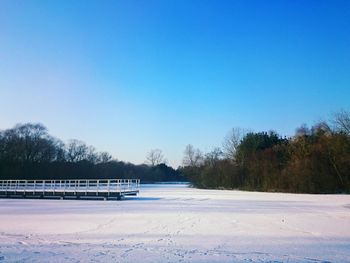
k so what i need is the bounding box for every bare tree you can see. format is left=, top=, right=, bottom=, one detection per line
left=0, top=123, right=60, bottom=163
left=204, top=147, right=223, bottom=167
left=182, top=144, right=203, bottom=167
left=333, top=109, right=350, bottom=135
left=146, top=149, right=166, bottom=166
left=98, top=151, right=113, bottom=163
left=295, top=123, right=310, bottom=138
left=311, top=121, right=332, bottom=136
left=86, top=146, right=99, bottom=164
left=222, top=127, right=246, bottom=161
left=66, top=139, right=89, bottom=162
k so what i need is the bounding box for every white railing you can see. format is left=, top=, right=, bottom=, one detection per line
left=0, top=179, right=140, bottom=195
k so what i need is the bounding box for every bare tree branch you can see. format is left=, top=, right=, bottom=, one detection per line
left=222, top=127, right=246, bottom=161
left=146, top=149, right=166, bottom=166
left=182, top=144, right=203, bottom=167
left=333, top=109, right=350, bottom=135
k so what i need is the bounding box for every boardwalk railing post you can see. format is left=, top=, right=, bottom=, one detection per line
left=97, top=180, right=99, bottom=196
left=76, top=180, right=78, bottom=196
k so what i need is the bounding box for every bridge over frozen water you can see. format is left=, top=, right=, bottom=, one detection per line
left=0, top=179, right=140, bottom=200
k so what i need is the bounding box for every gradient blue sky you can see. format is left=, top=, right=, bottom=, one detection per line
left=1, top=0, right=349, bottom=167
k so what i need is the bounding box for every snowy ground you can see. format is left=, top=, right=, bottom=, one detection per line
left=0, top=184, right=349, bottom=263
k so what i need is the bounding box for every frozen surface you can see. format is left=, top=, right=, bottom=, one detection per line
left=0, top=184, right=349, bottom=262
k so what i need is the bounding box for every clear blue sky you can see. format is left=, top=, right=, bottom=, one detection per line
left=1, top=0, right=349, bottom=167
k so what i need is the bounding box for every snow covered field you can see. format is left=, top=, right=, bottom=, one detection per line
left=0, top=184, right=349, bottom=263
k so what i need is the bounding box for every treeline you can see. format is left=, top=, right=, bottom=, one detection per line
left=0, top=123, right=183, bottom=182
left=180, top=110, right=350, bottom=193
left=2, top=110, right=350, bottom=193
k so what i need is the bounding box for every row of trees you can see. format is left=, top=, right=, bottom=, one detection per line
left=2, top=110, right=349, bottom=193
left=0, top=123, right=183, bottom=182
left=181, top=110, right=350, bottom=193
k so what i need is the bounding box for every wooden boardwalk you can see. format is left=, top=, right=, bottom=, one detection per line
left=0, top=179, right=140, bottom=200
